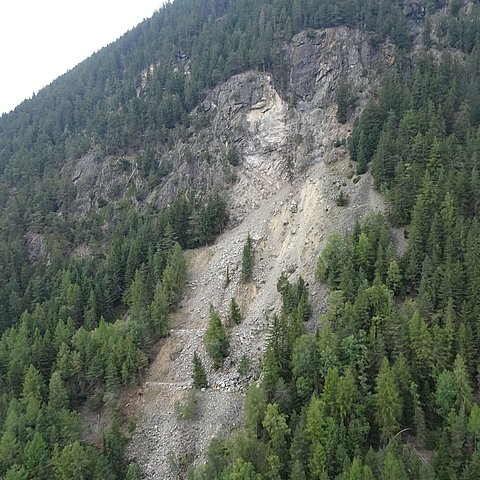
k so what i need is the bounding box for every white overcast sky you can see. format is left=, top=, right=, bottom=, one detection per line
left=0, top=1, right=167, bottom=114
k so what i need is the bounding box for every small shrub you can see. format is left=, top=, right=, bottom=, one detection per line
left=335, top=191, right=349, bottom=207
left=226, top=145, right=240, bottom=166
left=174, top=389, right=198, bottom=420
left=293, top=133, right=304, bottom=145
left=238, top=355, right=251, bottom=378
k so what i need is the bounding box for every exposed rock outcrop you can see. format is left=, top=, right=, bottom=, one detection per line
left=127, top=26, right=390, bottom=479
left=66, top=26, right=391, bottom=222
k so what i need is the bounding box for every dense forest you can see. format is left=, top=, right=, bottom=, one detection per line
left=1, top=0, right=480, bottom=478
left=193, top=1, right=480, bottom=479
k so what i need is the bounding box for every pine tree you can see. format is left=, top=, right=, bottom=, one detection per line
left=150, top=283, right=170, bottom=337
left=192, top=352, right=208, bottom=389
left=230, top=297, right=242, bottom=325
left=290, top=460, right=307, bottom=480
left=452, top=355, right=473, bottom=414
left=336, top=79, right=355, bottom=124
left=229, top=458, right=262, bottom=480
left=343, top=457, right=375, bottom=480
left=238, top=354, right=251, bottom=378
left=410, top=381, right=427, bottom=446
left=242, top=234, right=254, bottom=282
left=48, top=370, right=69, bottom=411
left=245, top=383, right=267, bottom=437
left=386, top=260, right=402, bottom=295
left=382, top=451, right=408, bottom=480
left=84, top=289, right=98, bottom=330
left=263, top=403, right=290, bottom=475
left=52, top=442, right=96, bottom=480
left=408, top=310, right=433, bottom=383
left=375, top=357, right=402, bottom=445
left=203, top=305, right=229, bottom=368
left=468, top=403, right=480, bottom=450
left=306, top=396, right=328, bottom=477
left=4, top=465, right=29, bottom=480
left=124, top=269, right=149, bottom=325
left=102, top=420, right=128, bottom=479
left=23, top=432, right=49, bottom=480
left=161, top=242, right=187, bottom=309
left=436, top=369, right=457, bottom=420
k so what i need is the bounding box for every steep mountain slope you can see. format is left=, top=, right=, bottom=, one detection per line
left=129, top=154, right=385, bottom=479
left=2, top=0, right=480, bottom=478
left=0, top=1, right=410, bottom=476
left=127, top=26, right=388, bottom=478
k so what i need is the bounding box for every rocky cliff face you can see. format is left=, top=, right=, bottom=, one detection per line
left=68, top=27, right=392, bottom=221
left=125, top=26, right=393, bottom=479
left=156, top=27, right=389, bottom=220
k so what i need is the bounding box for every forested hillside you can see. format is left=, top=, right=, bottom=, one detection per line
left=193, top=2, right=480, bottom=479
left=1, top=0, right=480, bottom=478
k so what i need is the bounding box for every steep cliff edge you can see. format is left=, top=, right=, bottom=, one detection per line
left=67, top=27, right=391, bottom=219
left=128, top=26, right=391, bottom=479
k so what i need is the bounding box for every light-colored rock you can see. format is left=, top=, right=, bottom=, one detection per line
left=127, top=25, right=389, bottom=480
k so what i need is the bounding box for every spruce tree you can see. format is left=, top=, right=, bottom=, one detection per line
left=150, top=283, right=170, bottom=337
left=203, top=305, right=229, bottom=368
left=192, top=352, right=208, bottom=389
left=375, top=357, right=402, bottom=445
left=241, top=234, right=254, bottom=282
left=230, top=297, right=242, bottom=325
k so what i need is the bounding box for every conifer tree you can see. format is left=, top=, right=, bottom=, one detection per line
left=124, top=269, right=149, bottom=325
left=161, top=242, right=187, bottom=309
left=375, top=357, right=402, bottom=445
left=23, top=432, right=49, bottom=480
left=48, top=370, right=69, bottom=411
left=192, top=352, right=208, bottom=389
left=386, top=260, right=402, bottom=295
left=150, top=283, right=170, bottom=337
left=241, top=234, right=254, bottom=282
left=230, top=297, right=242, bottom=325
left=290, top=460, right=307, bottom=480
left=102, top=420, right=128, bottom=479
left=245, top=383, right=267, bottom=437
left=468, top=403, right=480, bottom=450
left=410, top=381, right=427, bottom=446
left=203, top=305, right=229, bottom=368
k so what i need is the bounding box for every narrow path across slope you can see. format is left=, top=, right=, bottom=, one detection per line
left=128, top=159, right=384, bottom=479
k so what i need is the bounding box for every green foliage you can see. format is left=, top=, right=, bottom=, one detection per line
left=150, top=283, right=170, bottom=337
left=229, top=297, right=242, bottom=325
left=0, top=201, right=194, bottom=477
left=245, top=383, right=267, bottom=436
left=228, top=458, right=262, bottom=480
left=161, top=242, right=188, bottom=309
left=226, top=145, right=240, bottom=166
left=241, top=234, right=254, bottom=282
left=2, top=0, right=480, bottom=478
left=102, top=421, right=128, bottom=479
left=238, top=354, right=251, bottom=378
left=336, top=80, right=356, bottom=124
left=192, top=352, right=208, bottom=389
left=23, top=432, right=49, bottom=480
left=203, top=305, right=230, bottom=368
left=375, top=358, right=402, bottom=445
left=198, top=4, right=480, bottom=477
left=335, top=190, right=349, bottom=207
left=174, top=389, right=199, bottom=420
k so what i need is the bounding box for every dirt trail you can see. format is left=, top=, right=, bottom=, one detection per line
left=128, top=156, right=384, bottom=478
